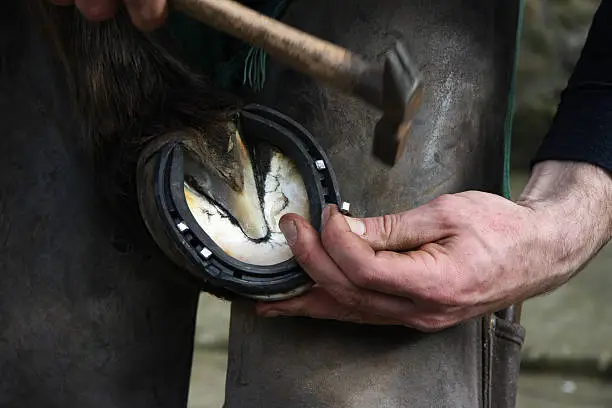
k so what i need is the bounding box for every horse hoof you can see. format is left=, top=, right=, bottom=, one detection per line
left=136, top=104, right=345, bottom=301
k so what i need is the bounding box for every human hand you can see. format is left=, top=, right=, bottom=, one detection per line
left=47, top=0, right=167, bottom=31
left=255, top=161, right=612, bottom=331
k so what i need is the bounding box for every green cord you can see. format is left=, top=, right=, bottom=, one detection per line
left=243, top=46, right=268, bottom=91
left=502, top=0, right=526, bottom=200
left=242, top=0, right=292, bottom=91
left=165, top=0, right=292, bottom=92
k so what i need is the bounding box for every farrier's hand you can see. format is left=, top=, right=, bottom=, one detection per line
left=256, top=161, right=612, bottom=331
left=48, top=0, right=167, bottom=31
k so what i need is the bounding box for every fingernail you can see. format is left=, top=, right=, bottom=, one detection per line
left=321, top=205, right=331, bottom=227
left=260, top=309, right=281, bottom=317
left=345, top=216, right=366, bottom=236
left=279, top=220, right=297, bottom=246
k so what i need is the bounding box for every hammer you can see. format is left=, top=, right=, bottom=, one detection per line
left=173, top=0, right=424, bottom=167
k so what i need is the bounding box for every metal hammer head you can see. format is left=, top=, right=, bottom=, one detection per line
left=372, top=42, right=424, bottom=166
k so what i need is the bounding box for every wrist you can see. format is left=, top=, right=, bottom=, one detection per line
left=516, top=160, right=612, bottom=282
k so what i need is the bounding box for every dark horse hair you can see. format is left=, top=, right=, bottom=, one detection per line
left=2, top=2, right=247, bottom=298
left=38, top=1, right=243, bottom=206
left=30, top=2, right=241, bottom=145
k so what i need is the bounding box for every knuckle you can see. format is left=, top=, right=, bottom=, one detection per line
left=292, top=245, right=316, bottom=268
left=336, top=289, right=366, bottom=309
left=380, top=214, right=397, bottom=240
left=436, top=289, right=459, bottom=306
left=421, top=282, right=463, bottom=308
left=321, top=212, right=346, bottom=243
left=439, top=263, right=475, bottom=306
left=431, top=193, right=456, bottom=209
left=350, top=265, right=378, bottom=288
left=430, top=281, right=460, bottom=306
left=370, top=213, right=401, bottom=241
left=320, top=222, right=336, bottom=246
left=429, top=194, right=457, bottom=227
left=419, top=288, right=447, bottom=305
left=325, top=284, right=345, bottom=300
left=410, top=259, right=459, bottom=306
left=378, top=213, right=408, bottom=248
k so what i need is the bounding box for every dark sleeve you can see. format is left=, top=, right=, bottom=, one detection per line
left=531, top=0, right=612, bottom=172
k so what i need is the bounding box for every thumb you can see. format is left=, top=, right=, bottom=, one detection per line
left=340, top=204, right=451, bottom=252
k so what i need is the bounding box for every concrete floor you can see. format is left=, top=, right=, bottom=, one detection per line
left=517, top=373, right=612, bottom=408
left=188, top=349, right=227, bottom=408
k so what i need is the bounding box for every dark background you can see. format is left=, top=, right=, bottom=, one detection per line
left=512, top=0, right=599, bottom=170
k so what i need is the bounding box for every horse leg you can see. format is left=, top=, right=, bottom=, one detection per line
left=0, top=6, right=202, bottom=408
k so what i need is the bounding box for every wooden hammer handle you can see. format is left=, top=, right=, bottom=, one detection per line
left=173, top=0, right=380, bottom=104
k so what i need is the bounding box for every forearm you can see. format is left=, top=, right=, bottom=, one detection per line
left=516, top=160, right=612, bottom=286
left=523, top=0, right=612, bottom=285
